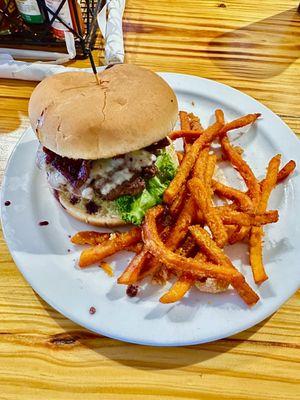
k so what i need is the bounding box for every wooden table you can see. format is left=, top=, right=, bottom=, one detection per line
left=0, top=1, right=299, bottom=399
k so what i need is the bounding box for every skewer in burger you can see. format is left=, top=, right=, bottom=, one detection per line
left=29, top=64, right=179, bottom=227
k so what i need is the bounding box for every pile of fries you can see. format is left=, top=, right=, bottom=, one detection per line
left=71, top=110, right=296, bottom=306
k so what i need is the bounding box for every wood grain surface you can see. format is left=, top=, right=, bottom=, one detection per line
left=0, top=1, right=299, bottom=399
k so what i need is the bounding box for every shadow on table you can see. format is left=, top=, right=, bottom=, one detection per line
left=83, top=317, right=272, bottom=371
left=209, top=7, right=300, bottom=79
left=35, top=293, right=273, bottom=370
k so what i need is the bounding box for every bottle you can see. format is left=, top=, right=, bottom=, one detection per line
left=14, top=0, right=45, bottom=24
left=45, top=0, right=84, bottom=40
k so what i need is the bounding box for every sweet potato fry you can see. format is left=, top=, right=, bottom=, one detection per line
left=227, top=162, right=280, bottom=244
left=193, top=147, right=210, bottom=179
left=79, top=227, right=142, bottom=268
left=125, top=242, right=144, bottom=253
left=71, top=231, right=110, bottom=245
left=249, top=228, right=266, bottom=283
left=215, top=203, right=239, bottom=212
left=169, top=130, right=203, bottom=141
left=179, top=110, right=193, bottom=150
left=220, top=210, right=279, bottom=226
left=149, top=197, right=197, bottom=280
left=225, top=224, right=246, bottom=245
left=117, top=247, right=150, bottom=284
left=188, top=178, right=228, bottom=248
left=99, top=261, right=114, bottom=277
left=194, top=251, right=207, bottom=262
left=176, top=234, right=198, bottom=257
left=249, top=155, right=281, bottom=284
left=226, top=224, right=240, bottom=239
left=173, top=148, right=209, bottom=219
left=228, top=226, right=250, bottom=244
left=171, top=113, right=204, bottom=146
left=207, top=204, right=239, bottom=234
left=258, top=155, right=281, bottom=213
left=205, top=154, right=217, bottom=189
left=176, top=151, right=184, bottom=164
left=119, top=225, right=172, bottom=284
left=167, top=197, right=196, bottom=250
left=184, top=142, right=192, bottom=153
left=189, top=112, right=203, bottom=133
left=215, top=109, right=225, bottom=124
left=220, top=113, right=261, bottom=136
left=159, top=235, right=197, bottom=289
left=212, top=180, right=253, bottom=212
left=139, top=254, right=163, bottom=281
left=189, top=226, right=259, bottom=306
left=221, top=135, right=260, bottom=207
left=195, top=209, right=205, bottom=224
left=202, top=210, right=228, bottom=247
left=179, top=111, right=190, bottom=130
left=170, top=113, right=260, bottom=142
left=159, top=273, right=195, bottom=303
left=71, top=231, right=143, bottom=253
left=276, top=160, right=296, bottom=183
left=164, top=120, right=224, bottom=204
left=190, top=144, right=209, bottom=226
left=143, top=206, right=241, bottom=283
left=244, top=159, right=295, bottom=197
left=169, top=184, right=186, bottom=216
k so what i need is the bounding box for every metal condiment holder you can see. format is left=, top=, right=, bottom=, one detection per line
left=0, top=0, right=105, bottom=58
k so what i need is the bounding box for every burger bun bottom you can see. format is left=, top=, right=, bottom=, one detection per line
left=57, top=191, right=127, bottom=228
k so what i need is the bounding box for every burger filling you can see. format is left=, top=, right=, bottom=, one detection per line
left=37, top=138, right=178, bottom=225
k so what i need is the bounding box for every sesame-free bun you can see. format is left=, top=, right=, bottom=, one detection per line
left=58, top=191, right=127, bottom=227
left=29, top=64, right=178, bottom=159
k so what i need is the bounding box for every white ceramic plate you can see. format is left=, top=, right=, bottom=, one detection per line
left=1, top=73, right=300, bottom=346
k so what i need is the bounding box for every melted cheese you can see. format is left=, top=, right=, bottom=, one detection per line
left=90, top=150, right=155, bottom=196
left=41, top=148, right=156, bottom=199
left=101, top=168, right=133, bottom=195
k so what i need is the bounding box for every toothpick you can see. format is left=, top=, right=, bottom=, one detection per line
left=95, top=73, right=100, bottom=85
left=88, top=51, right=100, bottom=85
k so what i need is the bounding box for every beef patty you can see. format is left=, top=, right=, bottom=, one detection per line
left=98, top=165, right=157, bottom=201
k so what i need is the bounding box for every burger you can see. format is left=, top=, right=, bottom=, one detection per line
left=29, top=64, right=179, bottom=227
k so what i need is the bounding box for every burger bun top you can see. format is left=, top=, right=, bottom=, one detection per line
left=29, top=64, right=178, bottom=159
